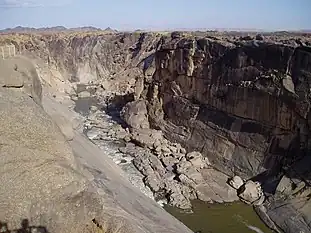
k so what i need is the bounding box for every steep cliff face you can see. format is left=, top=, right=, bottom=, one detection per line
left=147, top=35, right=311, bottom=179
left=145, top=34, right=311, bottom=232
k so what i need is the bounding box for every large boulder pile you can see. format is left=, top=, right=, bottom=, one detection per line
left=120, top=99, right=237, bottom=209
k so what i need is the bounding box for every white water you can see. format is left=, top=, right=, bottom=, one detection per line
left=247, top=225, right=265, bottom=233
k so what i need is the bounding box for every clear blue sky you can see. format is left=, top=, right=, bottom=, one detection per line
left=0, top=0, right=310, bottom=31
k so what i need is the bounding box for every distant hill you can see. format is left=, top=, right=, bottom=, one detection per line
left=0, top=26, right=118, bottom=34
left=104, top=27, right=118, bottom=33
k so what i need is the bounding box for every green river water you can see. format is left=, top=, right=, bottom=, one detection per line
left=165, top=200, right=273, bottom=233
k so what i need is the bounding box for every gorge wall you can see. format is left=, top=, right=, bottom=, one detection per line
left=145, top=34, right=311, bottom=232
left=1, top=31, right=311, bottom=233
left=147, top=34, right=311, bottom=179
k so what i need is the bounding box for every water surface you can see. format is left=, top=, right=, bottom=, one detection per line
left=165, top=200, right=273, bottom=233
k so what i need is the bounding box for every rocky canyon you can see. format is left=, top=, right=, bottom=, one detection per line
left=0, top=29, right=311, bottom=233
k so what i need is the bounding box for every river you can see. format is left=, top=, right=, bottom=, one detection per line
left=165, top=200, right=273, bottom=233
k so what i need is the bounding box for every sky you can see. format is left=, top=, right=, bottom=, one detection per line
left=0, top=0, right=310, bottom=31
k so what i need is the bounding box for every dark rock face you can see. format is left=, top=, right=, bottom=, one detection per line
left=146, top=36, right=311, bottom=232
left=148, top=38, right=311, bottom=178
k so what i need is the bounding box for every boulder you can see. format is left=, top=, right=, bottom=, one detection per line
left=86, top=127, right=102, bottom=140
left=176, top=160, right=205, bottom=184
left=161, top=144, right=172, bottom=153
left=186, top=151, right=210, bottom=169
left=198, top=169, right=239, bottom=203
left=167, top=181, right=194, bottom=210
left=90, top=105, right=98, bottom=112
left=161, top=156, right=179, bottom=168
left=238, top=180, right=264, bottom=205
left=276, top=175, right=294, bottom=195
left=144, top=174, right=163, bottom=192
left=253, top=195, right=265, bottom=206
left=229, top=176, right=244, bottom=190
left=169, top=145, right=178, bottom=153
left=131, top=128, right=163, bottom=148
left=121, top=100, right=150, bottom=129
left=180, top=147, right=187, bottom=154
left=77, top=90, right=91, bottom=98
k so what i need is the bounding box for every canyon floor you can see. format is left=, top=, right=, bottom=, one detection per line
left=0, top=30, right=311, bottom=233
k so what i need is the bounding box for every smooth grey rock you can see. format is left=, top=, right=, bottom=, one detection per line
left=229, top=176, right=244, bottom=190
left=276, top=175, right=293, bottom=195
left=199, top=169, right=239, bottom=203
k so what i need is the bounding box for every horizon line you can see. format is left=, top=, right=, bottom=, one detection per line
left=1, top=25, right=311, bottom=33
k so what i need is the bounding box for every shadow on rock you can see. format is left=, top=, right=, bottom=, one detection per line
left=250, top=147, right=311, bottom=198
left=0, top=219, right=49, bottom=233
left=105, top=93, right=134, bottom=126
